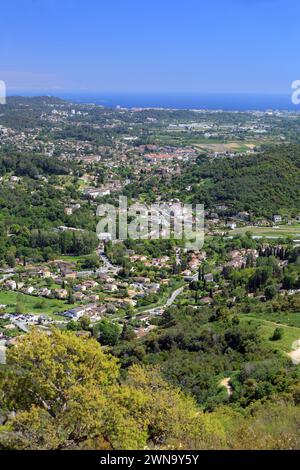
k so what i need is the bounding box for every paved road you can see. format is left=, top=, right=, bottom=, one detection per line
left=165, top=285, right=185, bottom=307
left=138, top=285, right=185, bottom=317
left=139, top=272, right=198, bottom=316
left=97, top=249, right=120, bottom=274
left=97, top=246, right=199, bottom=318
left=0, top=273, right=14, bottom=284
left=11, top=320, right=29, bottom=333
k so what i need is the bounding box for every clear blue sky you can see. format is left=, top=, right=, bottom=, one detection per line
left=0, top=0, right=299, bottom=94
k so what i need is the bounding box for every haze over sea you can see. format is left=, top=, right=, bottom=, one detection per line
left=8, top=92, right=299, bottom=112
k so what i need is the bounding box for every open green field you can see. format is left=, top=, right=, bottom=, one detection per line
left=55, top=254, right=85, bottom=263
left=0, top=291, right=74, bottom=319
left=148, top=132, right=257, bottom=151
left=232, top=224, right=300, bottom=239
left=243, top=310, right=300, bottom=328
left=240, top=314, right=300, bottom=352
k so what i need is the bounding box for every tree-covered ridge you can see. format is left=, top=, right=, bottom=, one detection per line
left=0, top=152, right=71, bottom=178
left=175, top=145, right=300, bottom=216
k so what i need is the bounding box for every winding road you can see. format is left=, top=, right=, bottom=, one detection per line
left=138, top=271, right=199, bottom=317
left=97, top=246, right=199, bottom=318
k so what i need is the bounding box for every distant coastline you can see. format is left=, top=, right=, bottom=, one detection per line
left=6, top=91, right=299, bottom=111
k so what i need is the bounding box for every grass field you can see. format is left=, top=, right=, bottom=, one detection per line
left=0, top=291, right=74, bottom=319
left=240, top=314, right=300, bottom=352
left=195, top=142, right=255, bottom=153
left=232, top=224, right=300, bottom=239
left=54, top=254, right=87, bottom=263
left=149, top=132, right=258, bottom=151
left=243, top=310, right=300, bottom=328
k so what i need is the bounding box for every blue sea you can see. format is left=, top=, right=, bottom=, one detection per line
left=8, top=91, right=300, bottom=111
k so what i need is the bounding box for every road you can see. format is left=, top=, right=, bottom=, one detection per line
left=97, top=249, right=120, bottom=275
left=165, top=285, right=185, bottom=307
left=138, top=271, right=198, bottom=317
left=11, top=319, right=29, bottom=333
left=97, top=246, right=199, bottom=318
left=0, top=273, right=14, bottom=284
left=138, top=286, right=184, bottom=317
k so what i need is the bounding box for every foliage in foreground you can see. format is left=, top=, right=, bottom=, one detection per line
left=0, top=329, right=300, bottom=450
left=0, top=329, right=223, bottom=450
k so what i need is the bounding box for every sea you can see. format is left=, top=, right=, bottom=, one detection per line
left=7, top=91, right=300, bottom=112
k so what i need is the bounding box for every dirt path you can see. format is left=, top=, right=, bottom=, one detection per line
left=220, top=377, right=232, bottom=397
left=288, top=339, right=300, bottom=365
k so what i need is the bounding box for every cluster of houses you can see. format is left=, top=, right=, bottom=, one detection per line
left=63, top=303, right=106, bottom=321
left=82, top=179, right=129, bottom=200
left=226, top=249, right=259, bottom=269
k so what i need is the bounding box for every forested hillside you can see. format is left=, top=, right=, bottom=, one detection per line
left=173, top=145, right=300, bottom=216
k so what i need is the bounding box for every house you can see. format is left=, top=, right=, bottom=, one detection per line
left=97, top=273, right=112, bottom=282
left=64, top=306, right=87, bottom=320
left=84, top=280, right=99, bottom=288
left=132, top=276, right=151, bottom=284
left=6, top=280, right=17, bottom=290
left=83, top=187, right=110, bottom=199
left=204, top=273, right=214, bottom=283
left=61, top=269, right=77, bottom=279
left=38, top=288, right=52, bottom=297
left=23, top=286, right=35, bottom=295
left=10, top=175, right=21, bottom=183
left=146, top=283, right=160, bottom=293
left=38, top=268, right=51, bottom=278
left=64, top=303, right=104, bottom=320
left=201, top=296, right=213, bottom=304
left=97, top=232, right=112, bottom=242
left=57, top=261, right=76, bottom=272
left=77, top=270, right=94, bottom=278
left=54, top=288, right=69, bottom=300
left=74, top=284, right=87, bottom=292
left=237, top=211, right=250, bottom=221
left=3, top=324, right=16, bottom=330
left=74, top=292, right=85, bottom=301
left=215, top=205, right=228, bottom=212
left=87, top=294, right=100, bottom=302
left=273, top=215, right=282, bottom=223
left=105, top=283, right=118, bottom=292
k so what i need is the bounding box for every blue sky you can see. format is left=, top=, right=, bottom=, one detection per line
left=0, top=0, right=299, bottom=93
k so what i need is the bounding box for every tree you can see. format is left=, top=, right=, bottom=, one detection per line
left=15, top=302, right=25, bottom=315
left=5, top=253, right=16, bottom=268
left=0, top=328, right=119, bottom=449
left=34, top=299, right=46, bottom=310
left=82, top=254, right=100, bottom=269
left=67, top=289, right=75, bottom=304
left=265, top=285, right=277, bottom=300
left=120, top=324, right=136, bottom=341
left=270, top=327, right=284, bottom=341
left=94, top=320, right=121, bottom=346
left=78, top=315, right=91, bottom=330
left=0, top=329, right=224, bottom=450
left=66, top=320, right=79, bottom=331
